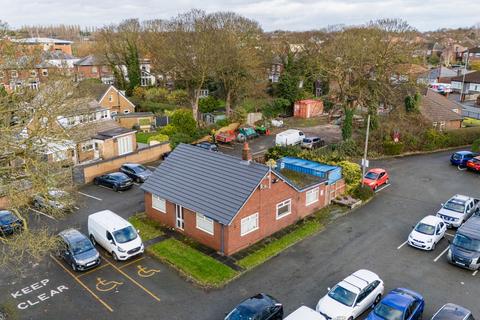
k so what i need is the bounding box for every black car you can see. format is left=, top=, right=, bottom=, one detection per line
left=120, top=163, right=152, bottom=183
left=196, top=142, right=219, bottom=152
left=431, top=303, right=474, bottom=320
left=58, top=229, right=100, bottom=271
left=225, top=293, right=283, bottom=320
left=93, top=172, right=133, bottom=192
left=0, top=210, right=23, bottom=237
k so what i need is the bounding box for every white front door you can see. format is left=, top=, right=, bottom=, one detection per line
left=118, top=136, right=133, bottom=155
left=175, top=205, right=184, bottom=230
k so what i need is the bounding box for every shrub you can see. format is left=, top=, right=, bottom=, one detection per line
left=353, top=185, right=374, bottom=201
left=147, top=133, right=169, bottom=144
left=170, top=109, right=197, bottom=135
left=472, top=138, right=480, bottom=152
left=383, top=141, right=405, bottom=155
left=167, top=89, right=189, bottom=106
left=342, top=108, right=353, bottom=140
left=423, top=129, right=449, bottom=150
left=159, top=124, right=177, bottom=136
left=199, top=96, right=222, bottom=113
left=265, top=146, right=302, bottom=161
left=145, top=87, right=169, bottom=102
left=170, top=132, right=195, bottom=149
left=215, top=118, right=230, bottom=128
left=337, top=161, right=362, bottom=194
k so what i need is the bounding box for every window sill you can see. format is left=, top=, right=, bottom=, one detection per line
left=196, top=226, right=214, bottom=236
left=276, top=212, right=292, bottom=220
left=241, top=227, right=259, bottom=237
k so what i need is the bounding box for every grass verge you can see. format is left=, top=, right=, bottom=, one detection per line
left=136, top=131, right=159, bottom=144
left=128, top=213, right=164, bottom=241
left=148, top=239, right=238, bottom=288
left=464, top=117, right=480, bottom=127
left=237, top=207, right=335, bottom=270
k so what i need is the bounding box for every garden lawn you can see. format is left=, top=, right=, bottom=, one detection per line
left=128, top=213, right=164, bottom=241
left=136, top=131, right=159, bottom=144
left=464, top=117, right=480, bottom=127
left=148, top=239, right=238, bottom=287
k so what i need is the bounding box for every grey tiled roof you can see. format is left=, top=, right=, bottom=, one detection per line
left=141, top=143, right=270, bottom=225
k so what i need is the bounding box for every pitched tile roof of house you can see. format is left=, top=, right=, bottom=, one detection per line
left=420, top=89, right=463, bottom=122
left=114, top=112, right=154, bottom=118
left=74, top=55, right=104, bottom=66
left=141, top=143, right=270, bottom=225
left=450, top=70, right=480, bottom=84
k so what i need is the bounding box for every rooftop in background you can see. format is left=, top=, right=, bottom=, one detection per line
left=420, top=89, right=463, bottom=122
left=114, top=112, right=154, bottom=118
left=12, top=37, right=73, bottom=45
left=451, top=70, right=480, bottom=83
left=93, top=127, right=135, bottom=140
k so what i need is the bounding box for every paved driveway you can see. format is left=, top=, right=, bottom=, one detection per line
left=2, top=149, right=480, bottom=319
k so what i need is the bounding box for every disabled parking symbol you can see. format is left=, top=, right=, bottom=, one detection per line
left=137, top=265, right=161, bottom=278
left=95, top=278, right=123, bottom=292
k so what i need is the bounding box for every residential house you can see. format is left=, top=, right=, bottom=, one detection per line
left=426, top=42, right=443, bottom=58
left=74, top=55, right=114, bottom=84
left=462, top=47, right=480, bottom=64
left=417, top=66, right=459, bottom=85
left=97, top=85, right=136, bottom=115
left=419, top=89, right=463, bottom=130
left=141, top=143, right=344, bottom=256
left=139, top=59, right=156, bottom=87
left=12, top=37, right=73, bottom=55
left=451, top=71, right=480, bottom=100
left=441, top=44, right=467, bottom=66
left=268, top=56, right=283, bottom=83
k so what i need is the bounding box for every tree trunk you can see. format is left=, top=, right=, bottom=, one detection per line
left=225, top=90, right=232, bottom=117
left=191, top=93, right=200, bottom=123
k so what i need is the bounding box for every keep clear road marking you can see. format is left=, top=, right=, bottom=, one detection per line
left=100, top=255, right=161, bottom=302
left=434, top=247, right=450, bottom=262
left=77, top=191, right=102, bottom=201
left=397, top=240, right=408, bottom=250
left=50, top=255, right=113, bottom=313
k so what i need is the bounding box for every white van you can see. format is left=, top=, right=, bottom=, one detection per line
left=275, top=129, right=305, bottom=146
left=284, top=306, right=326, bottom=320
left=88, top=210, right=144, bottom=261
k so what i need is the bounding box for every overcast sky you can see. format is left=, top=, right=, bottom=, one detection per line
left=1, top=0, right=479, bottom=32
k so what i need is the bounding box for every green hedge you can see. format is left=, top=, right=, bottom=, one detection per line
left=472, top=138, right=480, bottom=152
left=383, top=141, right=404, bottom=155
left=353, top=185, right=375, bottom=201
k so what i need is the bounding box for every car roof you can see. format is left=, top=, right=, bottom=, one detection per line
left=420, top=215, right=443, bottom=226
left=432, top=303, right=471, bottom=320
left=368, top=168, right=385, bottom=174
left=382, top=288, right=422, bottom=310
left=58, top=228, right=87, bottom=243
left=122, top=163, right=141, bottom=167
left=107, top=172, right=128, bottom=178
left=450, top=194, right=470, bottom=202
left=458, top=215, right=480, bottom=239
left=455, top=151, right=473, bottom=155
left=88, top=210, right=131, bottom=231
left=238, top=293, right=275, bottom=312
left=284, top=306, right=325, bottom=320
left=339, top=269, right=379, bottom=292
left=0, top=210, right=13, bottom=217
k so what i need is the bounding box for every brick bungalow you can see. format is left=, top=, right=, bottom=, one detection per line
left=420, top=89, right=463, bottom=130
left=97, top=85, right=136, bottom=115
left=141, top=143, right=344, bottom=256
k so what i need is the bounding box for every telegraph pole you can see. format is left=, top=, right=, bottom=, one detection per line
left=460, top=49, right=469, bottom=102
left=362, top=114, right=371, bottom=186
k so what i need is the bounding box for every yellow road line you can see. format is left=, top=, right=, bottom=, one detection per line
left=50, top=255, right=114, bottom=313
left=118, top=257, right=145, bottom=270
left=76, top=263, right=111, bottom=278
left=100, top=254, right=161, bottom=302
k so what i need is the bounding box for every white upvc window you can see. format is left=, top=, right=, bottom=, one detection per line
left=152, top=194, right=166, bottom=213
left=196, top=213, right=214, bottom=235
left=241, top=213, right=259, bottom=236
left=276, top=199, right=292, bottom=219
left=306, top=187, right=319, bottom=206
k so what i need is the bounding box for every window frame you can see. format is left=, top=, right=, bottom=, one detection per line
left=240, top=213, right=259, bottom=236
left=306, top=187, right=319, bottom=206
left=276, top=199, right=292, bottom=219
left=152, top=194, right=166, bottom=213
left=195, top=213, right=214, bottom=235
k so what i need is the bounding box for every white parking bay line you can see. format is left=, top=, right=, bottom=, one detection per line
left=434, top=247, right=450, bottom=262
left=445, top=232, right=455, bottom=237
left=30, top=208, right=57, bottom=221
left=397, top=240, right=408, bottom=250
left=77, top=191, right=102, bottom=201
left=147, top=166, right=157, bottom=170
left=375, top=184, right=391, bottom=193
left=473, top=270, right=478, bottom=276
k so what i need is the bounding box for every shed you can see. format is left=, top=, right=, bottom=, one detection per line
left=293, top=99, right=324, bottom=118
left=277, top=157, right=342, bottom=185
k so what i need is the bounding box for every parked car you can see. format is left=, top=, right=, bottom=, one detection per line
left=363, top=168, right=389, bottom=191
left=451, top=151, right=477, bottom=168
left=224, top=293, right=283, bottom=320
left=367, top=288, right=424, bottom=320
left=120, top=163, right=152, bottom=183
left=436, top=194, right=480, bottom=228
left=195, top=142, right=219, bottom=152
left=466, top=156, right=480, bottom=172
left=88, top=210, right=144, bottom=261
left=284, top=306, right=326, bottom=320
left=0, top=210, right=23, bottom=237
left=58, top=228, right=100, bottom=271
left=93, top=172, right=133, bottom=192
left=275, top=129, right=305, bottom=146
left=316, top=269, right=384, bottom=320
left=431, top=303, right=474, bottom=320
left=33, top=189, right=73, bottom=211
left=408, top=215, right=447, bottom=251
left=301, top=136, right=325, bottom=149
left=447, top=215, right=480, bottom=270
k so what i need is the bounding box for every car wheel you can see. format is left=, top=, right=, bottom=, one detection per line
left=136, top=177, right=142, bottom=183
left=374, top=294, right=382, bottom=305
left=431, top=242, right=436, bottom=251
left=385, top=179, right=389, bottom=185
left=113, top=185, right=118, bottom=192
left=90, top=235, right=96, bottom=246
left=348, top=317, right=353, bottom=320
left=112, top=252, right=118, bottom=261
left=374, top=185, right=378, bottom=191
left=71, top=262, right=77, bottom=271
left=94, top=179, right=99, bottom=185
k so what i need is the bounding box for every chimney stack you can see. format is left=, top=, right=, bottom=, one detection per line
left=242, top=142, right=252, bottom=162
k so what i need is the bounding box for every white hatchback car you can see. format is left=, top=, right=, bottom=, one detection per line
left=408, top=215, right=446, bottom=251
left=316, top=269, right=384, bottom=320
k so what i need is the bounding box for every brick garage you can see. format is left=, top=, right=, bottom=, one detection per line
left=141, top=143, right=344, bottom=256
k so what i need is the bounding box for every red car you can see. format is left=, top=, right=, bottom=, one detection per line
left=466, top=156, right=480, bottom=172
left=363, top=168, right=389, bottom=190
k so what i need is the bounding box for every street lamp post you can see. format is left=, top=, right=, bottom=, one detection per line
left=361, top=114, right=371, bottom=186
left=460, top=50, right=469, bottom=102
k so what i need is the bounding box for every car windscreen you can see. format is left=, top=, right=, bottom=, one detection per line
left=131, top=165, right=147, bottom=173
left=113, top=226, right=138, bottom=244
left=327, top=285, right=356, bottom=307
left=71, top=238, right=94, bottom=255
left=0, top=212, right=16, bottom=224
left=471, top=158, right=480, bottom=163
left=303, top=138, right=312, bottom=143
left=374, top=302, right=404, bottom=320
left=443, top=201, right=465, bottom=213
left=110, top=174, right=128, bottom=181
left=452, top=153, right=462, bottom=160
left=225, top=305, right=257, bottom=320
left=415, top=223, right=435, bottom=235
left=453, top=233, right=480, bottom=252
left=364, top=172, right=379, bottom=180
